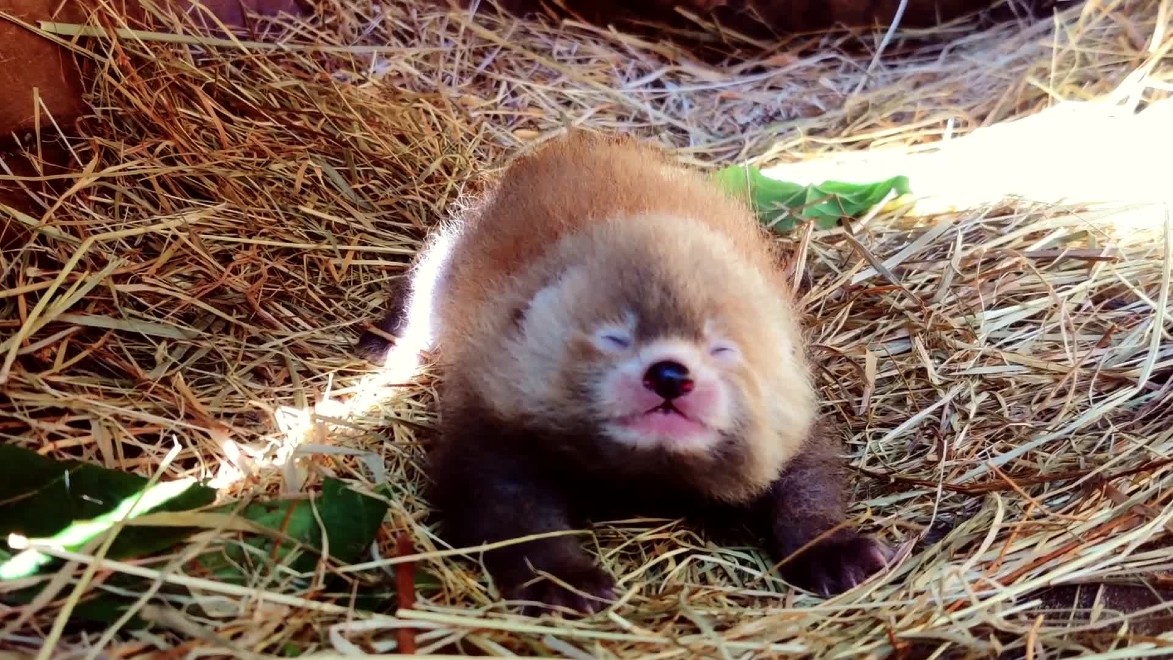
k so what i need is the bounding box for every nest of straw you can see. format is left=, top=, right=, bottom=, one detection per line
left=2, top=0, right=1171, bottom=656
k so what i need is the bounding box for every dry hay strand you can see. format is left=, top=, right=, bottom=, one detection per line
left=1, top=0, right=1172, bottom=656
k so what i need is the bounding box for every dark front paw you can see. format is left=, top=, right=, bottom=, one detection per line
left=500, top=555, right=616, bottom=616
left=774, top=533, right=891, bottom=596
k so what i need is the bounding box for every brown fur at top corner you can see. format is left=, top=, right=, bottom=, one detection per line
left=457, top=0, right=1058, bottom=56
left=426, top=130, right=819, bottom=503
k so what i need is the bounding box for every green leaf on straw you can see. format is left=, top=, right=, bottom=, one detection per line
left=714, top=164, right=911, bottom=233
left=0, top=446, right=216, bottom=580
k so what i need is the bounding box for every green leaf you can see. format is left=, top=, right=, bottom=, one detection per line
left=0, top=446, right=217, bottom=581
left=714, top=164, right=911, bottom=233
left=193, top=477, right=389, bottom=584
left=0, top=447, right=392, bottom=632
left=314, top=478, right=389, bottom=565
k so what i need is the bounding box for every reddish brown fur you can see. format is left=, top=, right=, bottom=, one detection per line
left=434, top=134, right=782, bottom=340
left=361, top=131, right=890, bottom=614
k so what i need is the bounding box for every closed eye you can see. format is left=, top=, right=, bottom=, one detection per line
left=602, top=334, right=631, bottom=349
left=594, top=330, right=632, bottom=351
left=711, top=345, right=738, bottom=358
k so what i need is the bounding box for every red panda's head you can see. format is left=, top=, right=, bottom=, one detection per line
left=472, top=213, right=817, bottom=501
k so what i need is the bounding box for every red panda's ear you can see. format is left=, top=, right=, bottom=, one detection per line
left=512, top=265, right=588, bottom=330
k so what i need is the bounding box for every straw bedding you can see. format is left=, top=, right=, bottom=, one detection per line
left=1, top=0, right=1171, bottom=656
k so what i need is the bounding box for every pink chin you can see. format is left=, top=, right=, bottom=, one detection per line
left=616, top=409, right=714, bottom=444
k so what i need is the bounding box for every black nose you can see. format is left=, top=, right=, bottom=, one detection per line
left=643, top=361, right=694, bottom=400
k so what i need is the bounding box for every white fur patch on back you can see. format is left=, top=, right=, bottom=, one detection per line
left=380, top=225, right=460, bottom=381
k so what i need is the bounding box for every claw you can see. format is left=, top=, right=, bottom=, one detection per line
left=776, top=533, right=891, bottom=596
left=508, top=561, right=617, bottom=617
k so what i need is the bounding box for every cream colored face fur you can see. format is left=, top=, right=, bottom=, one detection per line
left=587, top=321, right=740, bottom=453
left=461, top=213, right=819, bottom=489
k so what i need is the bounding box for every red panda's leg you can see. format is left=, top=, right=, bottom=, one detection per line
left=751, top=432, right=892, bottom=596
left=426, top=421, right=616, bottom=615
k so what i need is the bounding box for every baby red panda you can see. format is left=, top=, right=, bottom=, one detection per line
left=360, top=131, right=891, bottom=614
